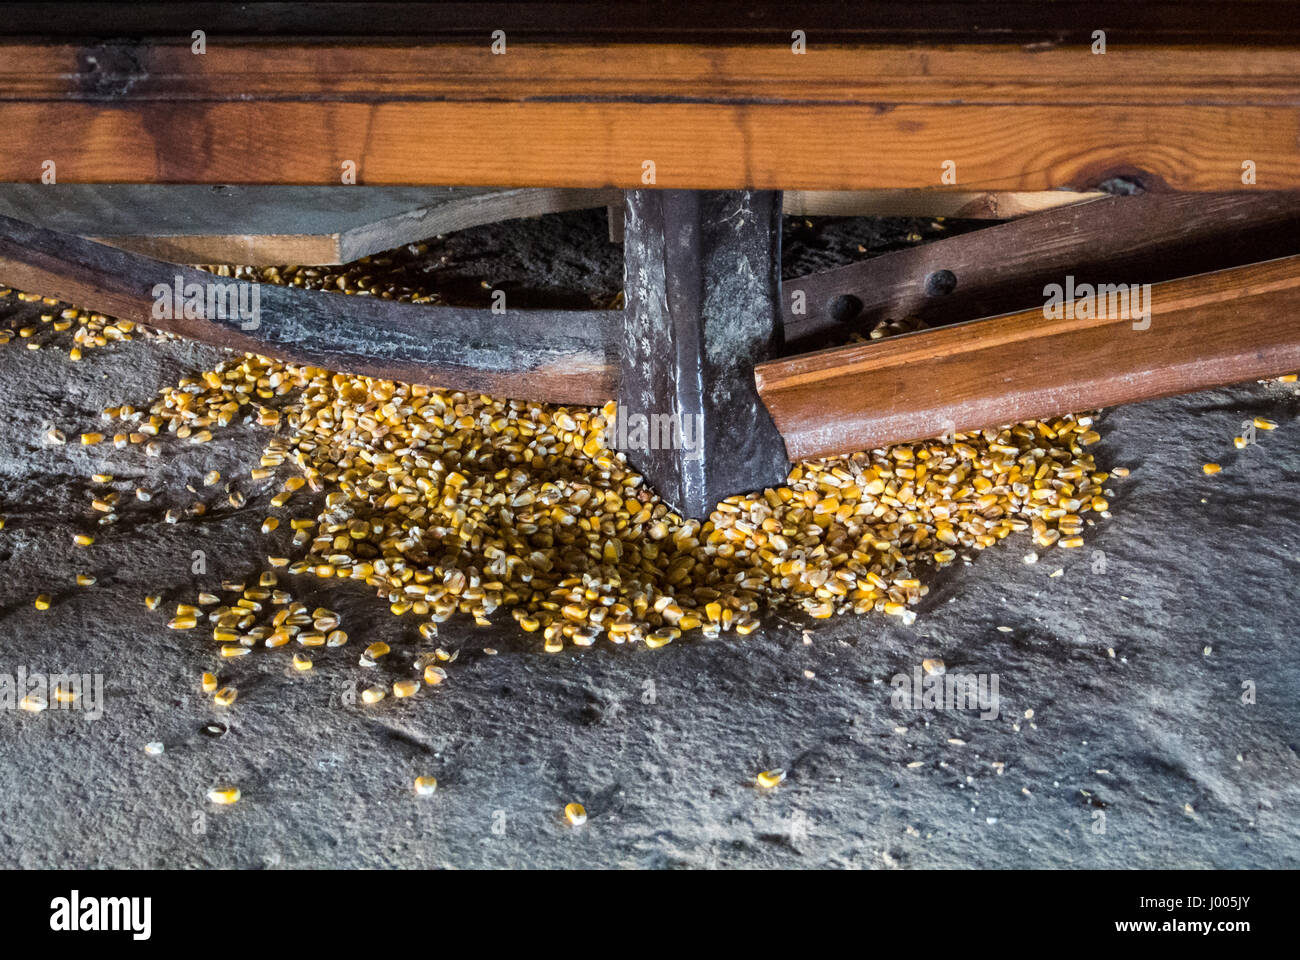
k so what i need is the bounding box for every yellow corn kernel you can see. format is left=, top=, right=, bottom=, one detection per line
left=414, top=775, right=438, bottom=796
left=564, top=802, right=587, bottom=826
left=206, top=786, right=241, bottom=805
left=201, top=672, right=218, bottom=693
left=424, top=665, right=448, bottom=685
left=756, top=768, right=787, bottom=789
left=213, top=686, right=237, bottom=706
left=393, top=679, right=420, bottom=698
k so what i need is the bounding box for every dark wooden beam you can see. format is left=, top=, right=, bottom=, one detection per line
left=620, top=190, right=790, bottom=518
left=758, top=255, right=1300, bottom=461
left=1, top=3, right=1297, bottom=45
left=0, top=213, right=618, bottom=404
left=783, top=192, right=1300, bottom=352
left=0, top=184, right=619, bottom=266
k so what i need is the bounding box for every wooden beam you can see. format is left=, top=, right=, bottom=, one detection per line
left=619, top=190, right=789, bottom=517
left=783, top=192, right=1300, bottom=350
left=757, top=256, right=1300, bottom=461
left=1, top=42, right=1298, bottom=189
left=781, top=190, right=1107, bottom=220
left=1, top=3, right=1297, bottom=45
left=0, top=213, right=618, bottom=404
left=0, top=184, right=620, bottom=265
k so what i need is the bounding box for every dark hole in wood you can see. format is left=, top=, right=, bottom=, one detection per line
left=828, top=294, right=863, bottom=323
left=925, top=269, right=957, bottom=296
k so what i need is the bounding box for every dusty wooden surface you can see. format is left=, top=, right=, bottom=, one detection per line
left=0, top=185, right=620, bottom=265
left=0, top=212, right=619, bottom=404
left=783, top=192, right=1300, bottom=349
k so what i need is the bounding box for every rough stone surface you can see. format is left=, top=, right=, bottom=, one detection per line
left=0, top=211, right=1296, bottom=868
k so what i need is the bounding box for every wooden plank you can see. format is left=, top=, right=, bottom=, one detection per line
left=783, top=192, right=1300, bottom=350
left=1, top=2, right=1297, bottom=45
left=756, top=256, right=1300, bottom=461
left=0, top=185, right=619, bottom=265
left=1, top=42, right=1298, bottom=189
left=0, top=213, right=618, bottom=404
left=782, top=190, right=1107, bottom=220
left=0, top=184, right=1096, bottom=267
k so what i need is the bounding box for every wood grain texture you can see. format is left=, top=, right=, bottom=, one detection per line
left=782, top=190, right=1108, bottom=220
left=0, top=42, right=1297, bottom=189
left=0, top=184, right=620, bottom=264
left=757, top=256, right=1300, bottom=460
left=619, top=190, right=790, bottom=517
left=783, top=192, right=1300, bottom=349
left=0, top=213, right=619, bottom=403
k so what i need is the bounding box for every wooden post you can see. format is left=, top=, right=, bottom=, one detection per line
left=619, top=190, right=790, bottom=518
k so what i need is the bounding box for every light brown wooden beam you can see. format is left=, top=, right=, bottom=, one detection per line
left=0, top=42, right=1297, bottom=189
left=782, top=190, right=1108, bottom=220
left=755, top=256, right=1300, bottom=460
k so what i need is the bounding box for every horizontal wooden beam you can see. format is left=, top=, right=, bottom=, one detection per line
left=0, top=184, right=620, bottom=265
left=782, top=190, right=1107, bottom=221
left=0, top=42, right=1297, bottom=189
left=0, top=184, right=1102, bottom=270
left=757, top=256, right=1300, bottom=460
left=0, top=213, right=618, bottom=404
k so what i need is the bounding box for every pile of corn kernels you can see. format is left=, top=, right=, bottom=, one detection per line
left=5, top=264, right=1119, bottom=654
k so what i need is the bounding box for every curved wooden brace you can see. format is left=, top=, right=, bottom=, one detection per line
left=0, top=213, right=619, bottom=405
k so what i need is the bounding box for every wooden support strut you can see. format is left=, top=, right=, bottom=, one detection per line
left=620, top=190, right=791, bottom=518
left=0, top=212, right=619, bottom=405
left=782, top=192, right=1300, bottom=352
left=757, top=255, right=1300, bottom=461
